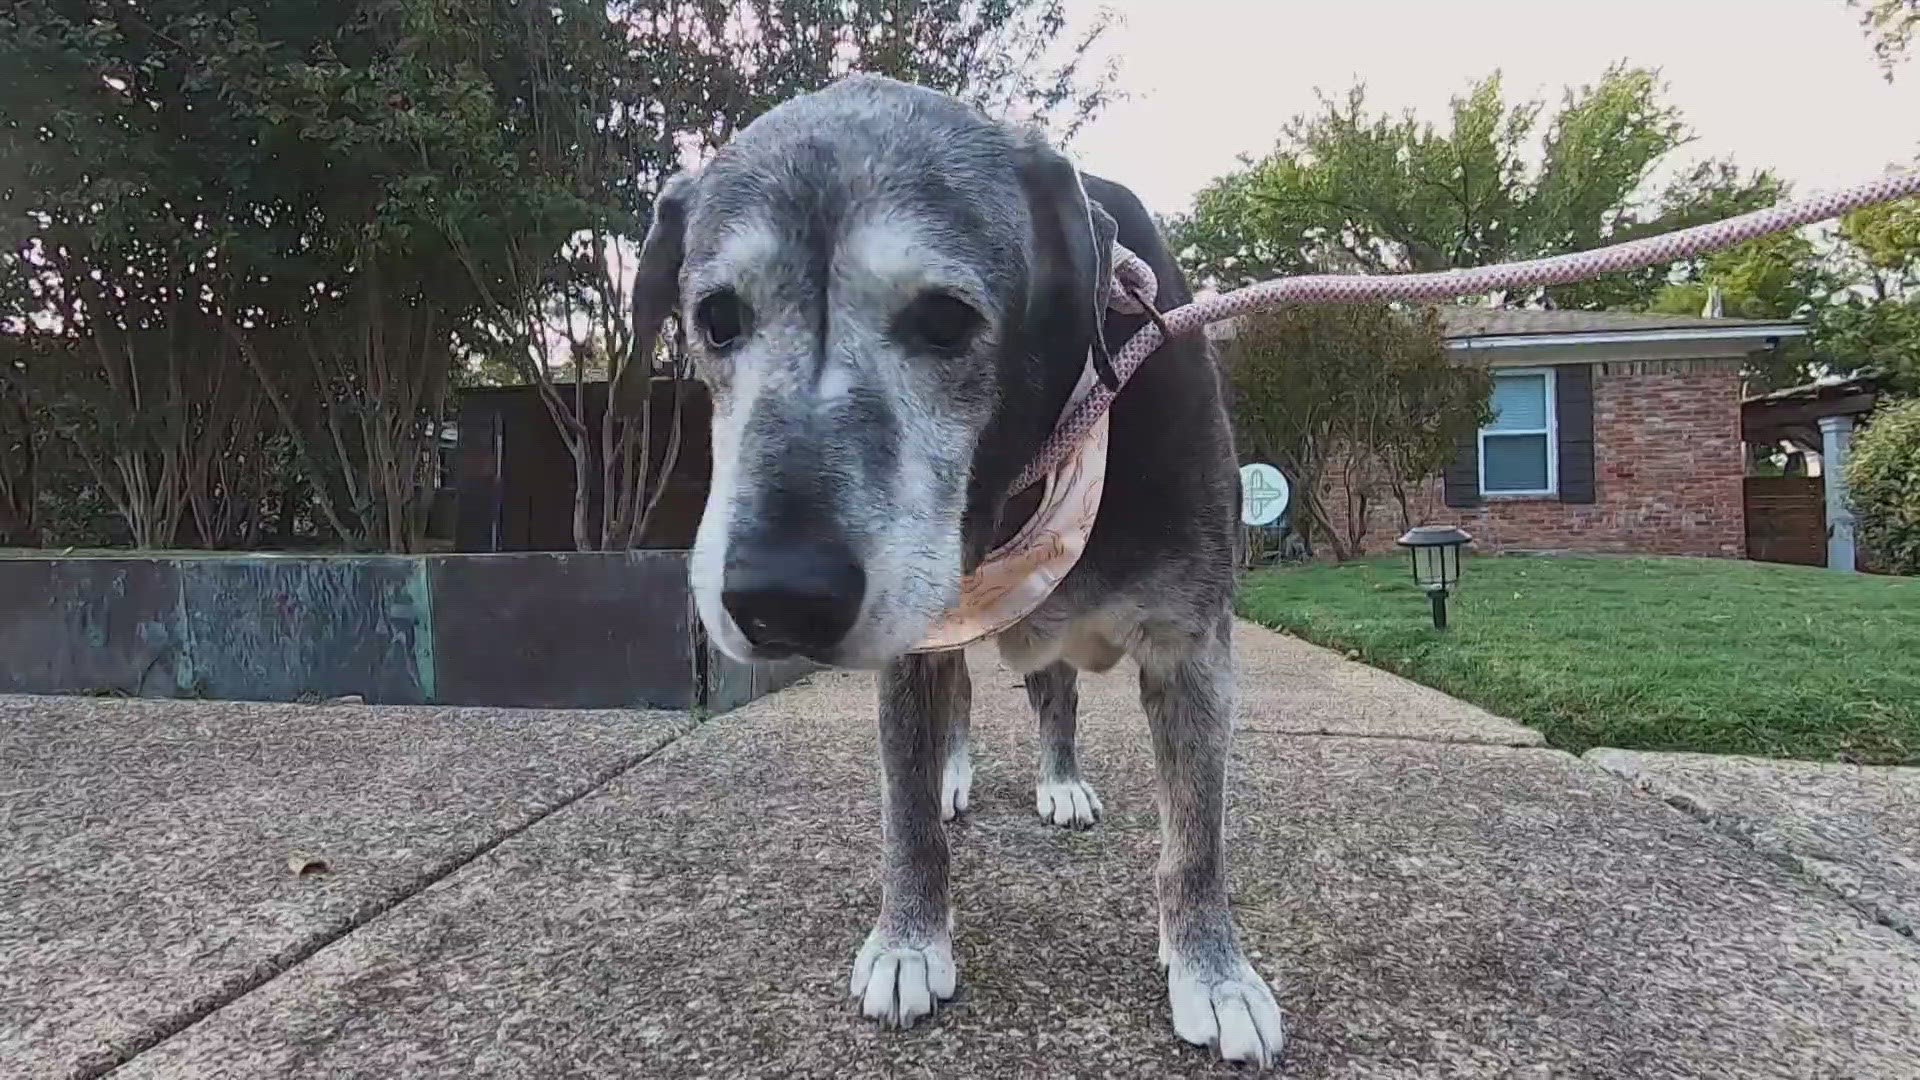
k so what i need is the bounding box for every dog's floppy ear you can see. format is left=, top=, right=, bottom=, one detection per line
left=1012, top=132, right=1119, bottom=387
left=615, top=170, right=698, bottom=415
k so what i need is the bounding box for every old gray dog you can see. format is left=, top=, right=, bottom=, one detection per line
left=620, top=73, right=1283, bottom=1067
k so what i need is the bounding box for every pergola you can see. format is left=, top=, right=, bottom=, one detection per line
left=1741, top=371, right=1887, bottom=572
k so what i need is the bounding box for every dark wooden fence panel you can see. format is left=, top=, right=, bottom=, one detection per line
left=452, top=379, right=710, bottom=553
left=1745, top=476, right=1825, bottom=567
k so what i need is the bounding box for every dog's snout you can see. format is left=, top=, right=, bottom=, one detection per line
left=722, top=541, right=865, bottom=657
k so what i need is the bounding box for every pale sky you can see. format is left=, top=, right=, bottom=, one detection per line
left=1062, top=0, right=1920, bottom=218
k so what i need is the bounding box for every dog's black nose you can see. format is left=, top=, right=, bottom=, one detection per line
left=722, top=542, right=865, bottom=657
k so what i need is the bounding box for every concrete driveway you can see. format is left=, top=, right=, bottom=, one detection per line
left=4, top=623, right=1917, bottom=1078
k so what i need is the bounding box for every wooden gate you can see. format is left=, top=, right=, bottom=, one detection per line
left=1744, top=476, right=1825, bottom=566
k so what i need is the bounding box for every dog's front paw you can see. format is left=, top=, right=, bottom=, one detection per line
left=1167, top=954, right=1285, bottom=1068
left=850, top=930, right=957, bottom=1028
left=1035, top=776, right=1102, bottom=829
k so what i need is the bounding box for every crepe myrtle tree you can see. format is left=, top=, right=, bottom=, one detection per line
left=3, top=0, right=1121, bottom=552
left=1224, top=304, right=1492, bottom=562
left=441, top=0, right=1123, bottom=551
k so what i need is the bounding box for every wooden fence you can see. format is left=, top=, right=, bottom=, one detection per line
left=1744, top=476, right=1825, bottom=567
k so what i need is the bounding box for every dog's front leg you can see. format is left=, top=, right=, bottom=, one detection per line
left=850, top=651, right=965, bottom=1027
left=1141, top=615, right=1285, bottom=1067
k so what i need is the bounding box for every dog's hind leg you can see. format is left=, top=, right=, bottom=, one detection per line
left=1140, top=614, right=1284, bottom=1067
left=851, top=651, right=962, bottom=1028
left=1026, top=661, right=1103, bottom=829
left=940, top=656, right=972, bottom=821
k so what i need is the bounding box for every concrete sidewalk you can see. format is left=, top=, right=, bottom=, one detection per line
left=0, top=697, right=693, bottom=1076
left=5, top=624, right=1919, bottom=1078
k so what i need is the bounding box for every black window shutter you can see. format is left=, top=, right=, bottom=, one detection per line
left=1557, top=364, right=1597, bottom=504
left=1443, top=429, right=1481, bottom=508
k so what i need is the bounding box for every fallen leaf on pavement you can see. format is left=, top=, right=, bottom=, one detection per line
left=287, top=852, right=331, bottom=877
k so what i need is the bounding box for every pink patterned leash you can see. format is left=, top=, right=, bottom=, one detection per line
left=1015, top=168, right=1920, bottom=495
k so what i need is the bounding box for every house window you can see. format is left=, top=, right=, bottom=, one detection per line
left=1480, top=368, right=1557, bottom=496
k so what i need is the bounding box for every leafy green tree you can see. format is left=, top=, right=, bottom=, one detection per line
left=1853, top=0, right=1919, bottom=76
left=647, top=0, right=1117, bottom=143
left=1649, top=194, right=1920, bottom=394
left=443, top=0, right=1118, bottom=551
left=1, top=1, right=444, bottom=549
left=0, top=3, right=270, bottom=547
left=1647, top=232, right=1825, bottom=392
left=3, top=0, right=1116, bottom=552
left=1171, top=67, right=1783, bottom=312
left=1823, top=197, right=1920, bottom=391
left=1225, top=305, right=1492, bottom=561
left=1649, top=233, right=1821, bottom=324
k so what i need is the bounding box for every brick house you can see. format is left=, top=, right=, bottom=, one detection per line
left=1215, top=308, right=1807, bottom=558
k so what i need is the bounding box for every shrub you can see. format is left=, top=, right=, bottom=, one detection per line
left=1225, top=305, right=1492, bottom=560
left=1847, top=397, right=1920, bottom=575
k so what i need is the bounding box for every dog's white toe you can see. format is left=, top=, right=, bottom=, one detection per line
left=941, top=753, right=972, bottom=822
left=850, top=932, right=957, bottom=1028
left=1035, top=777, right=1102, bottom=829
left=1167, top=957, right=1285, bottom=1068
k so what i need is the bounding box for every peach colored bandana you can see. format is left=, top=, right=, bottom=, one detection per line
left=909, top=240, right=1157, bottom=654
left=910, top=362, right=1109, bottom=654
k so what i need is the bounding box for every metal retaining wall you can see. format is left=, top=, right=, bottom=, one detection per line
left=0, top=550, right=811, bottom=712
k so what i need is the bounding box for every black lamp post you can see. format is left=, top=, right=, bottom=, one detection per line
left=1396, top=525, right=1472, bottom=629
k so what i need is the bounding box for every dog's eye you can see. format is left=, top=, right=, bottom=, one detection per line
left=898, top=291, right=984, bottom=357
left=696, top=290, right=747, bottom=349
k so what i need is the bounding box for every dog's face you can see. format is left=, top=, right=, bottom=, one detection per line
left=620, top=76, right=1115, bottom=669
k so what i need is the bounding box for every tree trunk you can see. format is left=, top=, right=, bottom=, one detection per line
left=226, top=323, right=360, bottom=547
left=634, top=374, right=687, bottom=545
left=0, top=395, right=35, bottom=547
left=572, top=439, right=593, bottom=552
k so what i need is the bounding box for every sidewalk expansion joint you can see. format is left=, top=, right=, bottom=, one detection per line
left=1237, top=725, right=1547, bottom=750
left=1584, top=761, right=1914, bottom=944
left=92, top=721, right=702, bottom=1079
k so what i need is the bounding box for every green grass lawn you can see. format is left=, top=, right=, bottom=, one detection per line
left=1237, top=555, right=1920, bottom=764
